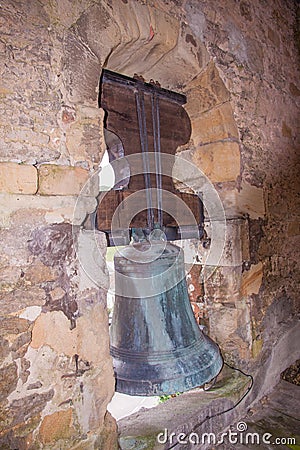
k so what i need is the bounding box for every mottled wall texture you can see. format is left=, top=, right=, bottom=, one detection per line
left=0, top=0, right=299, bottom=448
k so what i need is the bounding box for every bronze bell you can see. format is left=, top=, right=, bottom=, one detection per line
left=110, top=240, right=223, bottom=396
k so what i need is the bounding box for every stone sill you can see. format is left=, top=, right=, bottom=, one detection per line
left=118, top=365, right=251, bottom=450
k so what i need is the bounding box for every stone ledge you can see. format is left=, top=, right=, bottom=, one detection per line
left=0, top=193, right=97, bottom=227
left=0, top=162, right=37, bottom=194
left=118, top=366, right=250, bottom=450
left=226, top=380, right=300, bottom=450
left=38, top=164, right=90, bottom=196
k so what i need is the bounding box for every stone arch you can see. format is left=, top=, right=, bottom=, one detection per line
left=60, top=0, right=247, bottom=361
left=61, top=0, right=240, bottom=188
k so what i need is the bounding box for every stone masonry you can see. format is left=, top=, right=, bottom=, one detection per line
left=0, top=0, right=299, bottom=448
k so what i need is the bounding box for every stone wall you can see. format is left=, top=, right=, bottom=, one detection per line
left=0, top=0, right=299, bottom=448
left=0, top=1, right=116, bottom=448
left=195, top=0, right=300, bottom=372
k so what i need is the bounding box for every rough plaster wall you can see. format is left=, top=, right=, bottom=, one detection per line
left=0, top=0, right=299, bottom=448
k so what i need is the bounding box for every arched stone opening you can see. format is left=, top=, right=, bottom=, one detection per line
left=53, top=0, right=253, bottom=440
left=45, top=0, right=247, bottom=442
left=74, top=1, right=249, bottom=358
left=62, top=0, right=254, bottom=429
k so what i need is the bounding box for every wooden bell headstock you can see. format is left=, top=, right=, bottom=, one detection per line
left=97, top=69, right=203, bottom=245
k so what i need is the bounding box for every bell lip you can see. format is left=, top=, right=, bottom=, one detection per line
left=113, top=352, right=224, bottom=397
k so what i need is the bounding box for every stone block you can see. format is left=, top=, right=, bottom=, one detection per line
left=31, top=304, right=111, bottom=364
left=69, top=2, right=121, bottom=66
left=200, top=219, right=243, bottom=267
left=185, top=61, right=230, bottom=117
left=77, top=229, right=109, bottom=291
left=0, top=316, right=31, bottom=336
left=11, top=330, right=32, bottom=358
left=216, top=183, right=265, bottom=220
left=65, top=106, right=105, bottom=165
left=0, top=193, right=97, bottom=227
left=204, top=266, right=242, bottom=303
left=241, top=262, right=263, bottom=296
left=252, top=337, right=263, bottom=359
left=9, top=390, right=54, bottom=428
left=19, top=306, right=42, bottom=322
left=0, top=287, right=46, bottom=315
left=193, top=141, right=240, bottom=182
left=213, top=184, right=239, bottom=219
left=6, top=129, right=50, bottom=146
left=38, top=164, right=90, bottom=196
left=0, top=362, right=18, bottom=401
left=192, top=103, right=239, bottom=145
left=219, top=219, right=243, bottom=266
left=240, top=218, right=250, bottom=262
left=49, top=287, right=66, bottom=301
left=39, top=409, right=74, bottom=444
left=0, top=337, right=10, bottom=361
left=222, top=334, right=251, bottom=361
left=208, top=304, right=238, bottom=344
left=105, top=1, right=181, bottom=83
left=62, top=29, right=100, bottom=103
left=142, top=22, right=210, bottom=88
left=24, top=260, right=58, bottom=284
left=76, top=303, right=111, bottom=364
left=0, top=410, right=42, bottom=449
left=287, top=221, right=300, bottom=236
left=237, top=181, right=265, bottom=218
left=245, top=37, right=264, bottom=74
left=30, top=311, right=76, bottom=355
left=0, top=163, right=37, bottom=194
left=96, top=412, right=118, bottom=450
